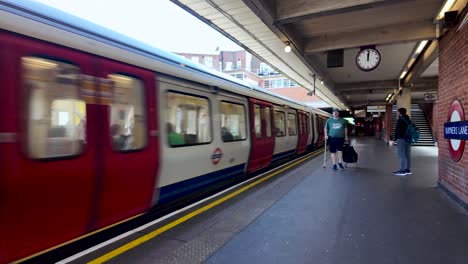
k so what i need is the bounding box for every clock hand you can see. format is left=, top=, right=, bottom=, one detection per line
left=367, top=51, right=370, bottom=61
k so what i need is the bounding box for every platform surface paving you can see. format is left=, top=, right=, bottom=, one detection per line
left=78, top=138, right=468, bottom=264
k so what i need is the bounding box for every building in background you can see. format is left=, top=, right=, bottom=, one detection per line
left=176, top=50, right=326, bottom=108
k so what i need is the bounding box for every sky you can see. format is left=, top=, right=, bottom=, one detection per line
left=33, top=0, right=242, bottom=54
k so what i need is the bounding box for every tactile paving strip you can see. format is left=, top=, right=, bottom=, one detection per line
left=109, top=157, right=318, bottom=264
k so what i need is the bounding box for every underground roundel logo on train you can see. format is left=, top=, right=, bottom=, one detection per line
left=444, top=100, right=466, bottom=162
left=211, top=147, right=223, bottom=165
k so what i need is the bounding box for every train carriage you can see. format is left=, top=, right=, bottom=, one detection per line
left=0, top=1, right=330, bottom=263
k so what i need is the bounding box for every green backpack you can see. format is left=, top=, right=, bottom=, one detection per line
left=403, top=118, right=420, bottom=144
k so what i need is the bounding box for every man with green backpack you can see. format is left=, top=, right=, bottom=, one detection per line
left=393, top=107, right=419, bottom=176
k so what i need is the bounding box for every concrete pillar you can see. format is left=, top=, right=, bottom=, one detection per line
left=384, top=104, right=393, bottom=143
left=396, top=88, right=411, bottom=118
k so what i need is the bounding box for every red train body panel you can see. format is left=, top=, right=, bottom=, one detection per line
left=0, top=5, right=332, bottom=262
left=247, top=98, right=275, bottom=172
left=0, top=30, right=97, bottom=263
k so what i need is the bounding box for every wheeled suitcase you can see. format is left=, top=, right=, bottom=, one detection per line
left=342, top=142, right=358, bottom=168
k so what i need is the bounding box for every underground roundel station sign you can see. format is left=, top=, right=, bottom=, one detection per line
left=444, top=100, right=467, bottom=162
left=211, top=147, right=223, bottom=165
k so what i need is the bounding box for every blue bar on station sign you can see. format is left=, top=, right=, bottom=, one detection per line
left=444, top=121, right=468, bottom=140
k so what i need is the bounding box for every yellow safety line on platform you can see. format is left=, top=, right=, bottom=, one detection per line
left=88, top=150, right=322, bottom=264
left=12, top=213, right=145, bottom=264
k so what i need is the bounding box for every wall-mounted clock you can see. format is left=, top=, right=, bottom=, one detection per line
left=356, top=47, right=381, bottom=71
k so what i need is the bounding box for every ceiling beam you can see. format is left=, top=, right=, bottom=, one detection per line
left=402, top=41, right=438, bottom=86
left=335, top=80, right=399, bottom=91
left=304, top=21, right=436, bottom=53
left=341, top=88, right=395, bottom=95
left=348, top=100, right=389, bottom=107
left=275, top=0, right=408, bottom=25
left=411, top=76, right=438, bottom=87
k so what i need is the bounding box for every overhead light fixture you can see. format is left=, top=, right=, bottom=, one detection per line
left=320, top=80, right=324, bottom=85
left=400, top=70, right=407, bottom=79
left=284, top=42, right=292, bottom=53
left=386, top=93, right=394, bottom=102
left=437, top=0, right=456, bottom=19
left=415, top=40, right=428, bottom=54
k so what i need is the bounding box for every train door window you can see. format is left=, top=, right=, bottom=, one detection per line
left=288, top=113, right=297, bottom=136
left=254, top=104, right=262, bottom=138
left=299, top=114, right=303, bottom=134
left=274, top=110, right=286, bottom=137
left=220, top=101, right=246, bottom=142
left=23, top=57, right=86, bottom=159
left=108, top=74, right=146, bottom=151
left=304, top=114, right=307, bottom=134
left=166, top=91, right=211, bottom=147
left=265, top=107, right=272, bottom=137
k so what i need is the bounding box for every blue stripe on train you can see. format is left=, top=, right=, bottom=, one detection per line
left=272, top=149, right=296, bottom=163
left=158, top=163, right=246, bottom=204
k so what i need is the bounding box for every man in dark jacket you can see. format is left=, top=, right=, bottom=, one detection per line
left=393, top=108, right=412, bottom=176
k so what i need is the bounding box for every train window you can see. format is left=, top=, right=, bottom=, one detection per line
left=288, top=113, right=297, bottom=136
left=23, top=57, right=86, bottom=159
left=298, top=114, right=303, bottom=135
left=274, top=110, right=286, bottom=137
left=265, top=107, right=272, bottom=137
left=304, top=115, right=307, bottom=133
left=166, top=92, right=211, bottom=147
left=220, top=101, right=247, bottom=142
left=254, top=105, right=262, bottom=138
left=108, top=74, right=146, bottom=151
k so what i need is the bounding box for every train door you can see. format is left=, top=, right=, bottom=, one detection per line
left=247, top=98, right=275, bottom=172
left=316, top=115, right=326, bottom=148
left=296, top=111, right=308, bottom=154
left=0, top=33, right=96, bottom=263
left=307, top=112, right=314, bottom=151
left=93, top=59, right=159, bottom=228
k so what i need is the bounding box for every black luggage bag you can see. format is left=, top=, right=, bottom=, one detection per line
left=342, top=142, right=358, bottom=167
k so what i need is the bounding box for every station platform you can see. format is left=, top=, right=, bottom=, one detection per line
left=65, top=137, right=468, bottom=264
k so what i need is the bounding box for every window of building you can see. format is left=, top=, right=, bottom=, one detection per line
left=191, top=56, right=199, bottom=63
left=23, top=57, right=86, bottom=159
left=254, top=104, right=261, bottom=138
left=108, top=74, right=147, bottom=151
left=260, top=62, right=272, bottom=73
left=265, top=107, right=272, bottom=137
left=204, top=56, right=213, bottom=68
left=274, top=110, right=286, bottom=137
left=220, top=102, right=247, bottom=142
left=225, top=61, right=233, bottom=71
left=264, top=80, right=270, bottom=89
left=288, top=113, right=297, bottom=136
left=166, top=92, right=211, bottom=147
left=231, top=73, right=246, bottom=80
left=236, top=59, right=242, bottom=69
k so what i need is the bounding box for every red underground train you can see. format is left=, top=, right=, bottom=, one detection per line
left=0, top=1, right=331, bottom=263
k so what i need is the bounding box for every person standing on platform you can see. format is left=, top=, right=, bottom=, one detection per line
left=325, top=108, right=348, bottom=171
left=393, top=107, right=412, bottom=176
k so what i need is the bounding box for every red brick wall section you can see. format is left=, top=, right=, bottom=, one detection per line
left=438, top=10, right=468, bottom=205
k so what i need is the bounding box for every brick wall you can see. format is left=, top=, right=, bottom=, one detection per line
left=437, top=8, right=468, bottom=205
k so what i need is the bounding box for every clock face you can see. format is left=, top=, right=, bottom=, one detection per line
left=356, top=48, right=381, bottom=71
